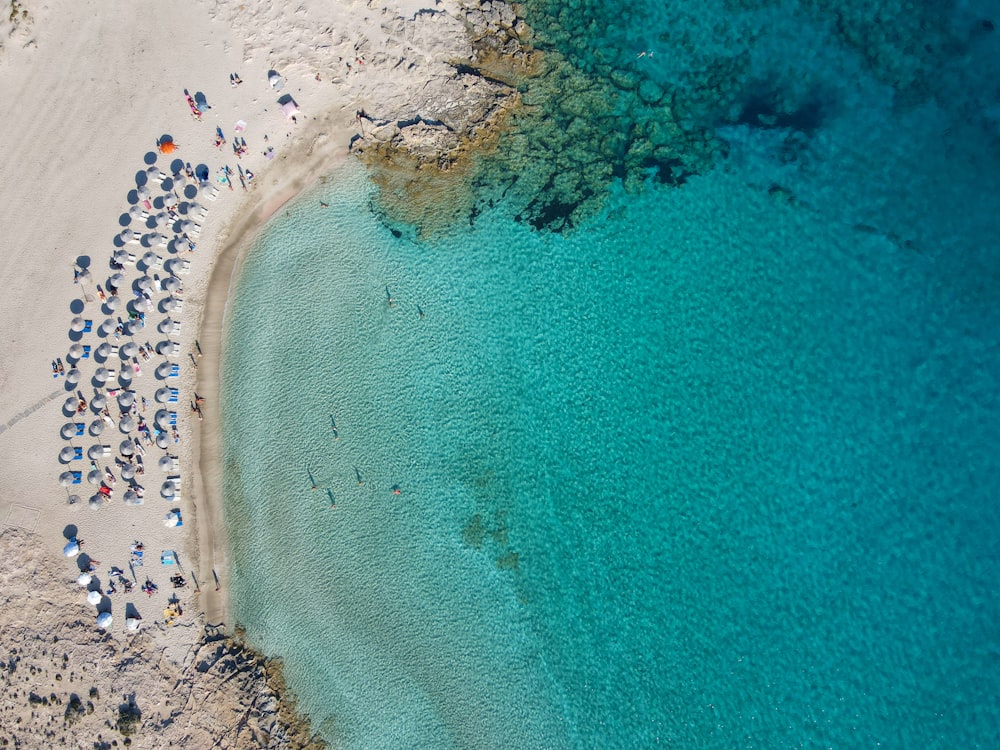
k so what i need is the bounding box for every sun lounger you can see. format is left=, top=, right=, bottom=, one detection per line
left=126, top=253, right=137, bottom=265
left=104, top=368, right=117, bottom=380
left=71, top=471, right=82, bottom=484
left=82, top=345, right=91, bottom=359
left=100, top=445, right=111, bottom=457
left=108, top=345, right=119, bottom=357
left=167, top=389, right=179, bottom=403
left=168, top=412, right=177, bottom=426
left=74, top=423, right=85, bottom=436
left=72, top=447, right=83, bottom=460
left=167, top=363, right=180, bottom=378
left=82, top=320, right=92, bottom=333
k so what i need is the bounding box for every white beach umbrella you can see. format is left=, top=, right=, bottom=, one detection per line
left=65, top=369, right=81, bottom=385
left=129, top=205, right=146, bottom=220
left=121, top=463, right=136, bottom=480
left=109, top=272, right=125, bottom=289
left=119, top=416, right=136, bottom=433
left=161, top=482, right=175, bottom=498
left=87, top=469, right=102, bottom=485
left=123, top=489, right=141, bottom=506
left=156, top=362, right=173, bottom=378
left=155, top=388, right=172, bottom=403
left=91, top=394, right=107, bottom=411
left=89, top=495, right=104, bottom=510
left=156, top=433, right=169, bottom=449
left=179, top=220, right=197, bottom=235
left=163, top=512, right=179, bottom=527
left=143, top=251, right=162, bottom=267
left=61, top=422, right=78, bottom=439
left=96, top=342, right=112, bottom=359
left=188, top=201, right=207, bottom=217
left=146, top=166, right=164, bottom=182
left=152, top=212, right=170, bottom=228
left=133, top=297, right=153, bottom=314
left=154, top=410, right=171, bottom=429
left=59, top=471, right=76, bottom=486
left=157, top=318, right=176, bottom=335
left=77, top=573, right=92, bottom=587
left=64, top=397, right=80, bottom=414
left=162, top=276, right=181, bottom=293
left=113, top=248, right=131, bottom=265
left=163, top=192, right=178, bottom=208
left=93, top=368, right=110, bottom=383
left=87, top=445, right=105, bottom=460
left=105, top=295, right=121, bottom=311
left=66, top=494, right=82, bottom=510
left=121, top=342, right=140, bottom=359
left=63, top=540, right=80, bottom=557
left=136, top=276, right=153, bottom=291
left=137, top=185, right=151, bottom=201
left=100, top=319, right=117, bottom=335
left=158, top=455, right=174, bottom=471
left=89, top=419, right=105, bottom=436
left=119, top=368, right=133, bottom=386
left=96, top=612, right=113, bottom=630
left=118, top=229, right=137, bottom=245
left=87, top=591, right=103, bottom=608
left=125, top=318, right=144, bottom=336
left=68, top=343, right=84, bottom=359
left=78, top=268, right=92, bottom=283
left=118, top=390, right=135, bottom=408
left=157, top=340, right=177, bottom=355
left=70, top=316, right=87, bottom=332
left=59, top=446, right=76, bottom=462
left=171, top=170, right=188, bottom=187
left=125, top=617, right=141, bottom=631
left=153, top=232, right=170, bottom=247
left=119, top=439, right=135, bottom=456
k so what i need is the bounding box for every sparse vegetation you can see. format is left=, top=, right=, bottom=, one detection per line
left=116, top=702, right=141, bottom=737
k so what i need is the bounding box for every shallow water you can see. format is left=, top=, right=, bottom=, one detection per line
left=222, top=1, right=1000, bottom=746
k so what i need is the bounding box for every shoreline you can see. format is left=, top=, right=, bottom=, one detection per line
left=193, top=109, right=356, bottom=628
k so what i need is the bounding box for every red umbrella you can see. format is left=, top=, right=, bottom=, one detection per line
left=158, top=139, right=177, bottom=154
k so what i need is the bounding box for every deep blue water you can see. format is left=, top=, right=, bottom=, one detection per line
left=221, top=2, right=1000, bottom=747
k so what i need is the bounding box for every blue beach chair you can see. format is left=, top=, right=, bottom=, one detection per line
left=73, top=447, right=83, bottom=460
left=74, top=423, right=85, bottom=436
left=82, top=345, right=91, bottom=359
left=82, top=320, right=93, bottom=333
left=70, top=471, right=82, bottom=484
left=168, top=364, right=180, bottom=378
left=167, top=389, right=179, bottom=403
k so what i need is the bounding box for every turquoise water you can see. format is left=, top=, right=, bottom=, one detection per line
left=222, top=2, right=1000, bottom=747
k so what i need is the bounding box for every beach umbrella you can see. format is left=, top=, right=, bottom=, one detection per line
left=163, top=193, right=178, bottom=208
left=68, top=343, right=84, bottom=359
left=91, top=394, right=107, bottom=411
left=171, top=170, right=187, bottom=187
left=87, top=445, right=104, bottom=460
left=70, top=316, right=87, bottom=332
left=142, top=251, right=162, bottom=267
left=159, top=140, right=177, bottom=154
left=155, top=410, right=171, bottom=428
left=64, top=396, right=80, bottom=412
left=137, top=185, right=151, bottom=201
left=96, top=612, right=112, bottom=630
left=155, top=388, right=172, bottom=403
left=136, top=276, right=153, bottom=291
left=87, top=469, right=102, bottom=485
left=152, top=212, right=170, bottom=228
left=118, top=390, right=135, bottom=408
left=120, top=416, right=136, bottom=433
left=63, top=540, right=80, bottom=557
left=61, top=422, right=78, bottom=439
left=163, top=512, right=179, bottom=527
left=59, top=471, right=75, bottom=486
left=96, top=343, right=112, bottom=359
left=105, top=295, right=121, bottom=311
left=125, top=617, right=141, bottom=631
left=152, top=232, right=169, bottom=247
left=121, top=463, right=136, bottom=480
left=157, top=319, right=175, bottom=335
left=162, top=276, right=181, bottom=293
left=87, top=590, right=102, bottom=606
left=94, top=368, right=110, bottom=383
left=155, top=361, right=173, bottom=378
left=161, top=297, right=178, bottom=312
left=109, top=272, right=125, bottom=289
left=156, top=433, right=169, bottom=449
left=65, top=369, right=81, bottom=385
left=89, top=495, right=104, bottom=510
left=188, top=201, right=207, bottom=216
left=146, top=166, right=164, bottom=182
left=119, top=368, right=133, bottom=386
left=129, top=205, right=146, bottom=220
left=59, top=446, right=76, bottom=462
left=157, top=340, right=177, bottom=355
left=125, top=318, right=144, bottom=336
left=77, top=573, right=92, bottom=587
left=118, top=229, right=137, bottom=245
left=161, top=482, right=175, bottom=498
left=78, top=269, right=92, bottom=283
left=100, top=319, right=117, bottom=335
left=158, top=455, right=174, bottom=471
left=123, top=489, right=141, bottom=506
left=66, top=494, right=82, bottom=509
left=89, top=419, right=105, bottom=436
left=113, top=248, right=131, bottom=265
left=133, top=297, right=153, bottom=314
left=119, top=439, right=135, bottom=456
left=121, top=342, right=139, bottom=359
left=179, top=220, right=197, bottom=235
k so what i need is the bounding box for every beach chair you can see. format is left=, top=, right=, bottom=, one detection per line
left=82, top=345, right=91, bottom=359
left=168, top=320, right=182, bottom=335
left=108, top=345, right=119, bottom=357
left=167, top=389, right=179, bottom=403
left=104, top=368, right=118, bottom=380
left=205, top=185, right=220, bottom=201
left=176, top=260, right=191, bottom=275
left=126, top=253, right=137, bottom=265
left=160, top=550, right=177, bottom=566
left=100, top=445, right=112, bottom=457
left=82, top=320, right=92, bottom=333
left=168, top=412, right=178, bottom=426
left=71, top=471, right=82, bottom=484
left=72, top=447, right=83, bottom=460
left=125, top=231, right=141, bottom=245
left=74, top=423, right=85, bottom=436
left=168, top=363, right=180, bottom=378
left=172, top=299, right=184, bottom=313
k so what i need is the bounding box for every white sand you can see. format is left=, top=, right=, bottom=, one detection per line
left=0, top=0, right=520, bottom=743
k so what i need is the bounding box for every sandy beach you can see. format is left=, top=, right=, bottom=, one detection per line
left=0, top=0, right=524, bottom=744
